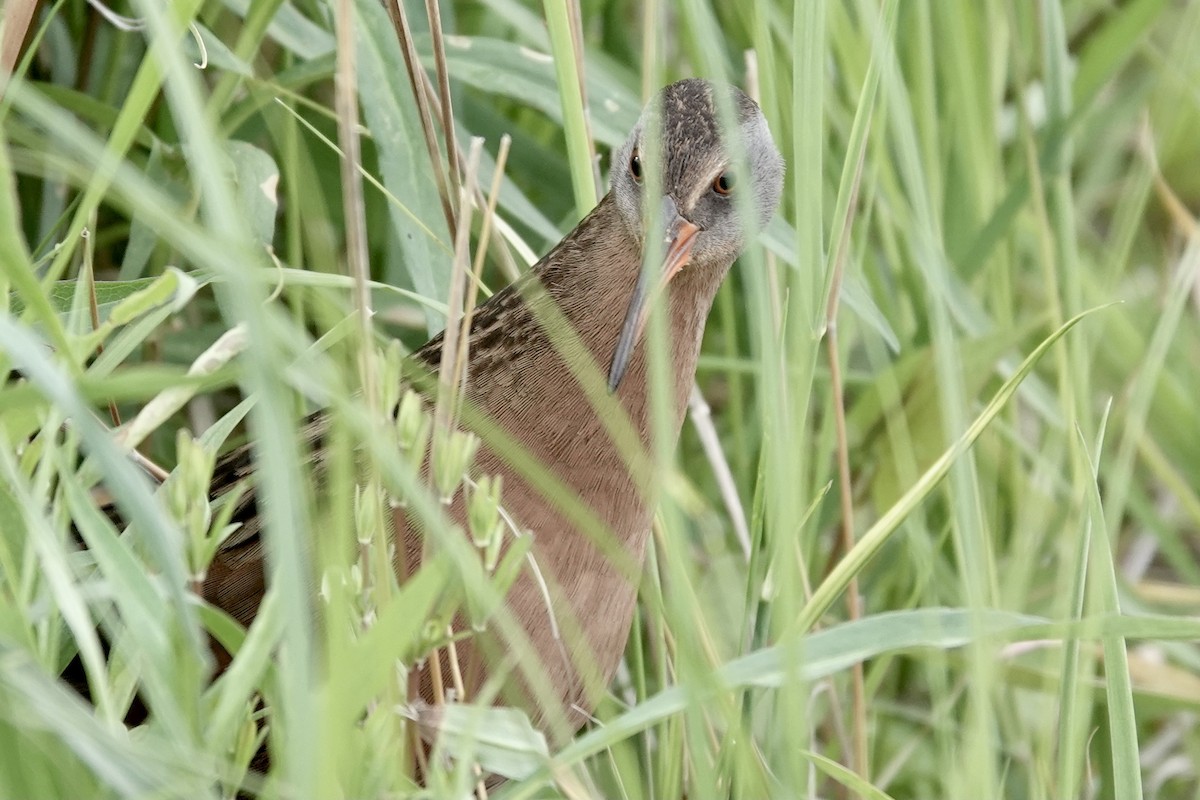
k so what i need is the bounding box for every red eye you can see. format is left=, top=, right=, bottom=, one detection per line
left=629, top=148, right=643, bottom=183
left=712, top=171, right=735, bottom=195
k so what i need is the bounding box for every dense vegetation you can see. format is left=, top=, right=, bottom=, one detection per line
left=1, top=0, right=1199, bottom=797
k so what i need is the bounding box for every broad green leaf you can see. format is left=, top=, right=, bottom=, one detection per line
left=8, top=266, right=199, bottom=329
left=188, top=22, right=254, bottom=77
left=801, top=750, right=897, bottom=800
left=224, top=141, right=280, bottom=249
left=119, top=140, right=172, bottom=280
left=222, top=0, right=334, bottom=59
left=426, top=35, right=640, bottom=148
left=356, top=0, right=452, bottom=333
left=424, top=702, right=549, bottom=781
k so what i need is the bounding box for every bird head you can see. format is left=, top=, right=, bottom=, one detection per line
left=608, top=78, right=784, bottom=391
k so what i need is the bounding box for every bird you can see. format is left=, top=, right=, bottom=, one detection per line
left=97, top=78, right=783, bottom=746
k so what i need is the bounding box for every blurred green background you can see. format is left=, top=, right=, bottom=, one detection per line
left=2, top=0, right=1200, bottom=798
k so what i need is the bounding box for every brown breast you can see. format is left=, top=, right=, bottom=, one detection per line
left=399, top=194, right=723, bottom=735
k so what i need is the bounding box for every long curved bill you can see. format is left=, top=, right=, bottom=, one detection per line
left=608, top=197, right=701, bottom=392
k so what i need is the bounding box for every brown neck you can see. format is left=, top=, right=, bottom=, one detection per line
left=417, top=191, right=728, bottom=533
left=520, top=193, right=724, bottom=447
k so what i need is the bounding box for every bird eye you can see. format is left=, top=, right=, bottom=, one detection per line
left=712, top=171, right=735, bottom=196
left=629, top=149, right=643, bottom=183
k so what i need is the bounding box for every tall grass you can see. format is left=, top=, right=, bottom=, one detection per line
left=2, top=1, right=1199, bottom=798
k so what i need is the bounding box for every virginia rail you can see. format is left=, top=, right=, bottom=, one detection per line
left=91, top=77, right=784, bottom=751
